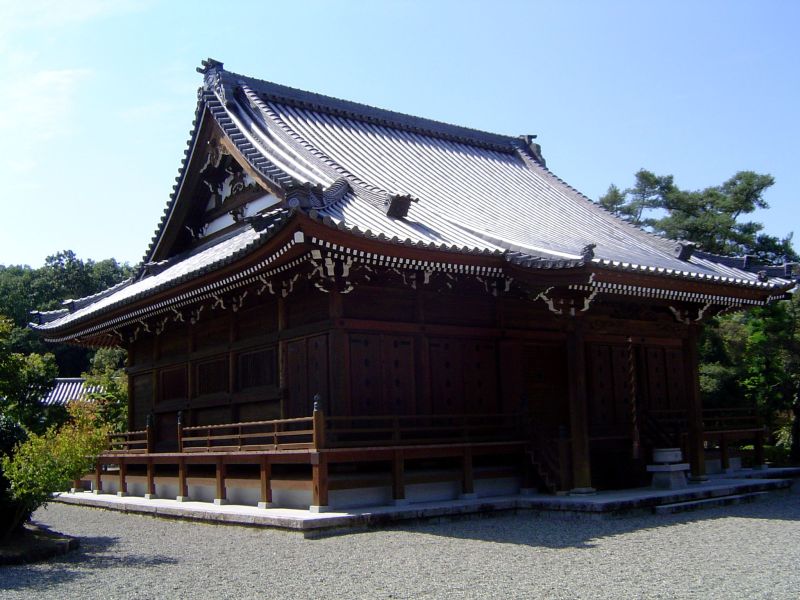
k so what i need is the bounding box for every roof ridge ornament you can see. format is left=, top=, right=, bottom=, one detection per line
left=673, top=241, right=695, bottom=261
left=517, top=134, right=547, bottom=167
left=197, top=58, right=224, bottom=74
left=581, top=243, right=596, bottom=261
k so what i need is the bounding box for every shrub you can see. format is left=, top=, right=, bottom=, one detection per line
left=1, top=401, right=109, bottom=538
left=0, top=414, right=28, bottom=538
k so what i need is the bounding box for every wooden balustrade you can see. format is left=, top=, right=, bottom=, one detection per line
left=324, top=412, right=524, bottom=448
left=108, top=428, right=151, bottom=453
left=180, top=416, right=316, bottom=452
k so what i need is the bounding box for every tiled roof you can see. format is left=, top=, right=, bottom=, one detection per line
left=30, top=59, right=796, bottom=337
left=42, top=378, right=102, bottom=406
left=32, top=208, right=292, bottom=333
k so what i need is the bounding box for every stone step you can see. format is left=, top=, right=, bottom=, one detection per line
left=653, top=491, right=770, bottom=515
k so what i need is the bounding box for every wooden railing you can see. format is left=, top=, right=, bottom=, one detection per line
left=104, top=409, right=530, bottom=455
left=324, top=413, right=524, bottom=448
left=179, top=416, right=315, bottom=452
left=108, top=428, right=151, bottom=453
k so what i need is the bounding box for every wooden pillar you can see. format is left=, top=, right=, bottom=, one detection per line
left=461, top=447, right=476, bottom=498
left=329, top=289, right=348, bottom=418
left=117, top=459, right=128, bottom=497
left=313, top=403, right=326, bottom=450
left=277, top=297, right=288, bottom=419
left=93, top=459, right=103, bottom=494
left=566, top=320, right=594, bottom=492
left=145, top=459, right=156, bottom=499
left=259, top=456, right=272, bottom=508
left=719, top=433, right=730, bottom=472
left=392, top=451, right=406, bottom=504
left=214, top=458, right=227, bottom=505
left=177, top=458, right=189, bottom=501
left=754, top=429, right=767, bottom=469
left=311, top=453, right=329, bottom=511
left=684, top=324, right=707, bottom=480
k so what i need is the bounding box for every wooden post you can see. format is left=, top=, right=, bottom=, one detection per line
left=719, top=433, right=730, bottom=472
left=311, top=453, right=329, bottom=511
left=146, top=413, right=154, bottom=454
left=566, top=320, right=593, bottom=493
left=313, top=396, right=326, bottom=450
left=684, top=324, right=707, bottom=480
left=259, top=455, right=272, bottom=508
left=145, top=459, right=156, bottom=499
left=93, top=459, right=103, bottom=494
left=392, top=450, right=406, bottom=504
left=558, top=427, right=572, bottom=492
left=461, top=447, right=475, bottom=498
left=214, top=458, right=227, bottom=505
left=177, top=411, right=184, bottom=453
left=754, top=429, right=766, bottom=469
left=177, top=458, right=189, bottom=501
left=117, top=459, right=128, bottom=497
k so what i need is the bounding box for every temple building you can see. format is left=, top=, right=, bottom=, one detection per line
left=30, top=59, right=795, bottom=510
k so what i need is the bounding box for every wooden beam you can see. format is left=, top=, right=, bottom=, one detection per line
left=93, top=460, right=103, bottom=494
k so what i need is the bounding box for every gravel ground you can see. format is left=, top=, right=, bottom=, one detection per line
left=1, top=484, right=799, bottom=599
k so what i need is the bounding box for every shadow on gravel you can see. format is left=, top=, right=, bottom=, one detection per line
left=395, top=485, right=800, bottom=549
left=0, top=534, right=179, bottom=591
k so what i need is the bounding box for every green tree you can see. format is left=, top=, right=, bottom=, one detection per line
left=0, top=317, right=59, bottom=434
left=601, top=170, right=799, bottom=462
left=598, top=169, right=798, bottom=262
left=83, top=347, right=129, bottom=432
left=0, top=251, right=132, bottom=376
left=1, top=401, right=110, bottom=538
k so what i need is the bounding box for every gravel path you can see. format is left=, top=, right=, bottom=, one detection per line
left=1, top=484, right=799, bottom=599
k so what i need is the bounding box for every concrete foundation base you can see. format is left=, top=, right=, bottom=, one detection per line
left=176, top=496, right=191, bottom=503
left=213, top=498, right=227, bottom=506
left=309, top=505, right=329, bottom=513
left=257, top=502, right=274, bottom=509
left=144, top=493, right=157, bottom=500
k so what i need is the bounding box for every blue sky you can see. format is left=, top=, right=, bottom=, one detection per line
left=1, top=0, right=798, bottom=267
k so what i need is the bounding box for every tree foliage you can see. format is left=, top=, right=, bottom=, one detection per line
left=599, top=169, right=798, bottom=263
left=83, top=347, right=129, bottom=432
left=0, top=250, right=132, bottom=376
left=1, top=401, right=110, bottom=538
left=0, top=317, right=59, bottom=434
left=601, top=169, right=800, bottom=461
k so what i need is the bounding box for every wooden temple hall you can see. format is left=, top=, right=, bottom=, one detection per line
left=31, top=59, right=795, bottom=511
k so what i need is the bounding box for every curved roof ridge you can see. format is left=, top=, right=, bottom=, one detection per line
left=217, top=67, right=518, bottom=153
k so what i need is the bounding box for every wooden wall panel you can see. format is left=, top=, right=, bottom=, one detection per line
left=193, top=315, right=230, bottom=351
left=159, top=366, right=187, bottom=403
left=285, top=339, right=309, bottom=417
left=306, top=334, right=329, bottom=410
left=348, top=334, right=381, bottom=415
left=587, top=344, right=614, bottom=435
left=463, top=340, right=497, bottom=414
left=194, top=406, right=232, bottom=426
left=344, top=288, right=415, bottom=322
left=523, top=343, right=568, bottom=430
left=428, top=338, right=464, bottom=414
left=238, top=401, right=280, bottom=422
left=131, top=373, right=153, bottom=429
left=381, top=335, right=415, bottom=415
left=644, top=346, right=669, bottom=411
left=665, top=348, right=687, bottom=410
